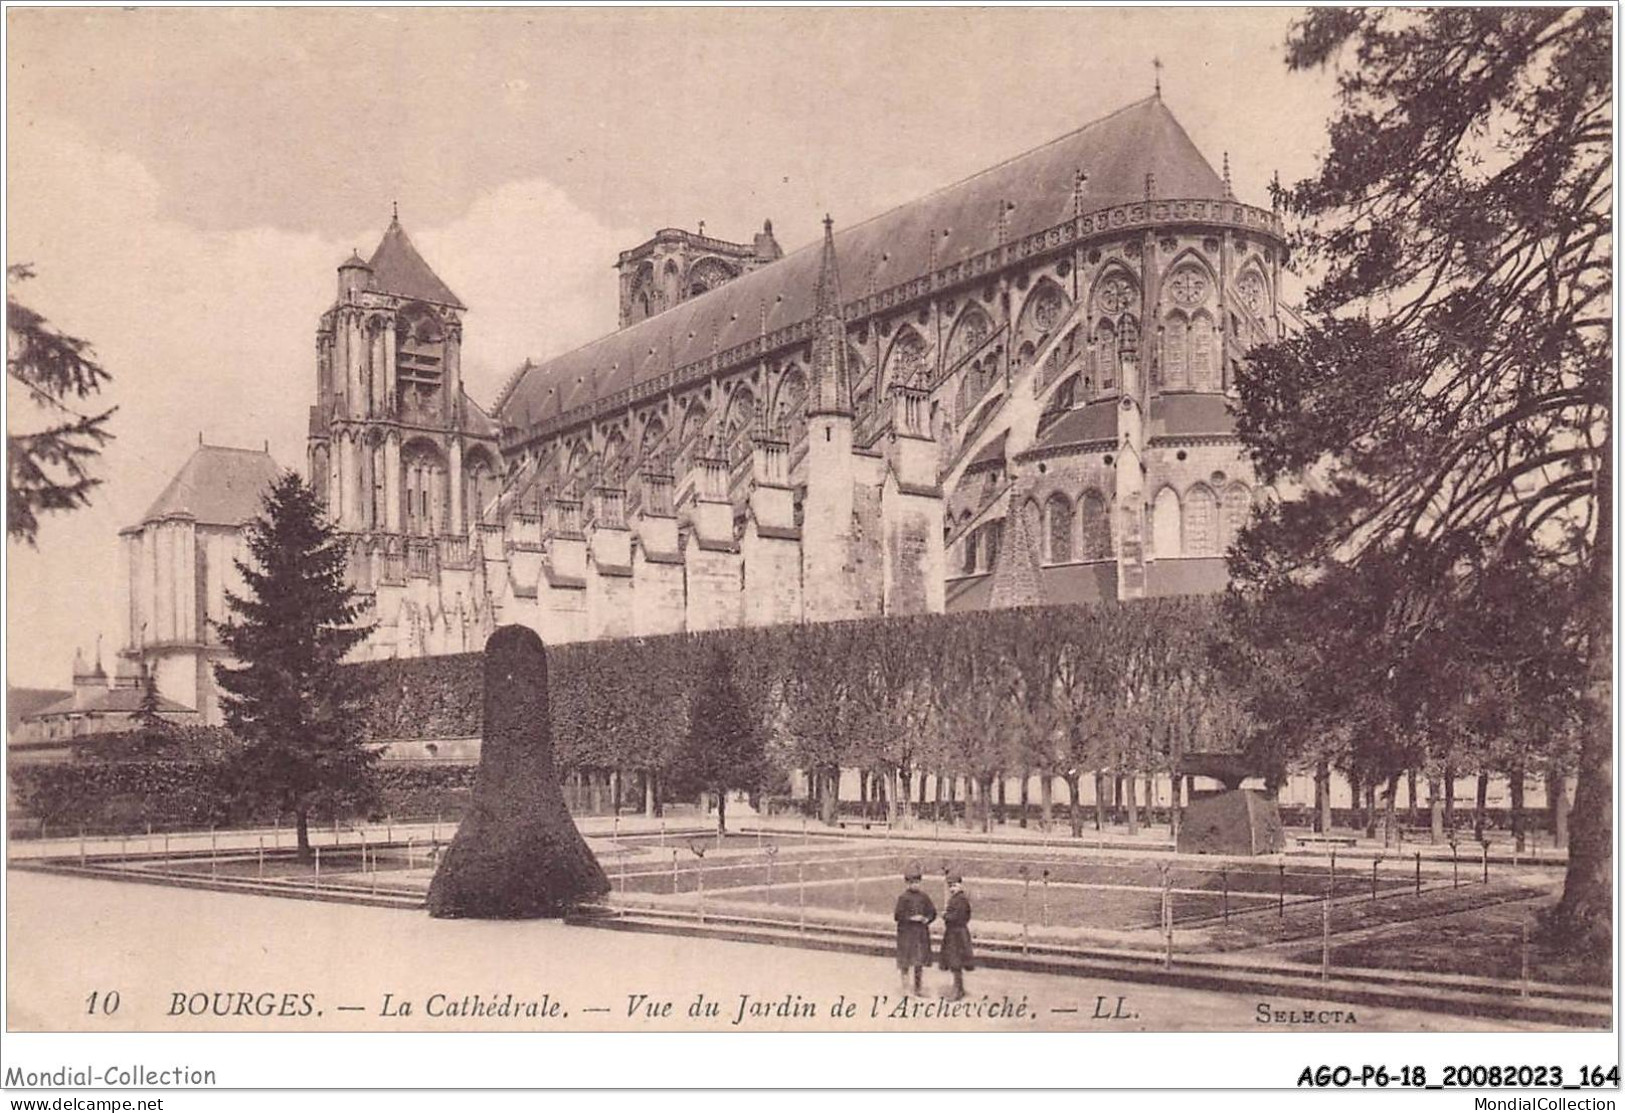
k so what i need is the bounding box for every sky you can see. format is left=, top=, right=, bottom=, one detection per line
left=5, top=7, right=1338, bottom=689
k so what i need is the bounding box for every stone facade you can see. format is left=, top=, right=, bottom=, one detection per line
left=309, top=94, right=1288, bottom=664
left=117, top=442, right=281, bottom=722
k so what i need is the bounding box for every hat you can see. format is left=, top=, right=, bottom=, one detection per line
left=946, top=871, right=964, bottom=884
left=904, top=861, right=923, bottom=882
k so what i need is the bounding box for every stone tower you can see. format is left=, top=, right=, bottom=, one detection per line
left=309, top=216, right=480, bottom=537
left=308, top=215, right=503, bottom=658
left=615, top=221, right=784, bottom=328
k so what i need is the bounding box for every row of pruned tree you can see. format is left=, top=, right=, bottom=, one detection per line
left=544, top=598, right=1246, bottom=837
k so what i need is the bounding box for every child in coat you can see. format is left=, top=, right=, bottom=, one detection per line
left=893, top=863, right=936, bottom=994
left=938, top=871, right=974, bottom=1000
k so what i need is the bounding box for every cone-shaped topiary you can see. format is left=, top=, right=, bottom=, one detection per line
left=427, top=625, right=609, bottom=918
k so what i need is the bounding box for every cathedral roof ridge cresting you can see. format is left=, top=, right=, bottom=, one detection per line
left=498, top=95, right=1280, bottom=448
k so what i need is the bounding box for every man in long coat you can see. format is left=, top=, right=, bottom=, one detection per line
left=938, top=871, right=974, bottom=1001
left=893, top=863, right=936, bottom=994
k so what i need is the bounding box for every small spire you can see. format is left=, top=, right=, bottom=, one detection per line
left=1222, top=152, right=1233, bottom=198
left=392, top=200, right=399, bottom=223
left=697, top=220, right=705, bottom=237
left=810, top=215, right=851, bottom=418
left=1271, top=169, right=1283, bottom=211
left=1073, top=169, right=1089, bottom=220
left=1153, top=56, right=1163, bottom=99
left=1145, top=171, right=1156, bottom=201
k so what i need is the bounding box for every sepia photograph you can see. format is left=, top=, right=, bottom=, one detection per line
left=2, top=3, right=1616, bottom=1098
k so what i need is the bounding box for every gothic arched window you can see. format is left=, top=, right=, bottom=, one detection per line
left=1184, top=484, right=1219, bottom=556
left=1220, top=483, right=1252, bottom=549
left=1152, top=486, right=1181, bottom=558
left=402, top=440, right=447, bottom=537
left=1079, top=490, right=1111, bottom=560
left=885, top=327, right=928, bottom=388
left=1046, top=493, right=1074, bottom=564
left=1094, top=319, right=1118, bottom=393
left=946, top=305, right=992, bottom=369
left=1190, top=313, right=1217, bottom=392
left=464, top=448, right=498, bottom=529
left=396, top=304, right=445, bottom=402
left=1162, top=311, right=1189, bottom=391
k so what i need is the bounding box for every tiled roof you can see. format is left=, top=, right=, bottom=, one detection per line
left=965, top=430, right=1008, bottom=473
left=7, top=687, right=69, bottom=732
left=1038, top=561, right=1119, bottom=606
left=368, top=219, right=464, bottom=309
left=1145, top=556, right=1228, bottom=597
left=500, top=96, right=1228, bottom=429
left=1031, top=400, right=1118, bottom=450
left=28, top=687, right=196, bottom=719
left=1150, top=393, right=1236, bottom=438
left=461, top=392, right=501, bottom=438
left=944, top=573, right=994, bottom=613
left=139, top=445, right=281, bottom=527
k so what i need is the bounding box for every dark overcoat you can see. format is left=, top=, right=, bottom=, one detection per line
left=939, top=891, right=975, bottom=971
left=893, top=888, right=936, bottom=969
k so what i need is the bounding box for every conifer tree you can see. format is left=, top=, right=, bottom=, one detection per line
left=7, top=265, right=115, bottom=544
left=133, top=666, right=169, bottom=750
left=214, top=472, right=377, bottom=859
left=1231, top=8, right=1610, bottom=954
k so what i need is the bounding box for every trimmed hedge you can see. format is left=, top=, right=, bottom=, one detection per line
left=347, top=598, right=1239, bottom=784
left=10, top=752, right=478, bottom=836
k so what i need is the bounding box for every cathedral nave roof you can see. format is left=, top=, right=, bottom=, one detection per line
left=500, top=96, right=1228, bottom=431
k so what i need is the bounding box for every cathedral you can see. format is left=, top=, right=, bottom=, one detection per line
left=121, top=92, right=1290, bottom=701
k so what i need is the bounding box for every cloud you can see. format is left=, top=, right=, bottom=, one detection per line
left=6, top=120, right=636, bottom=688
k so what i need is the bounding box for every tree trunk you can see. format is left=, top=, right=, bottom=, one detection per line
left=1314, top=760, right=1332, bottom=834
left=980, top=775, right=995, bottom=834
left=717, top=789, right=727, bottom=836
left=1364, top=782, right=1378, bottom=840
left=1550, top=442, right=1611, bottom=958
left=895, top=769, right=909, bottom=825
left=1510, top=763, right=1526, bottom=854
left=1040, top=773, right=1054, bottom=832
left=1064, top=773, right=1082, bottom=838
left=1019, top=774, right=1029, bottom=829
left=820, top=767, right=839, bottom=826
left=933, top=768, right=943, bottom=822
left=1549, top=774, right=1570, bottom=850
left=1169, top=771, right=1182, bottom=843
left=1429, top=779, right=1443, bottom=843
left=1382, top=773, right=1399, bottom=848
left=1143, top=776, right=1155, bottom=830
left=296, top=808, right=311, bottom=862
left=858, top=769, right=869, bottom=819
left=1444, top=765, right=1456, bottom=830
left=1124, top=775, right=1139, bottom=837
left=996, top=776, right=1007, bottom=824
left=1094, top=772, right=1106, bottom=831
left=644, top=770, right=658, bottom=818
left=1473, top=771, right=1489, bottom=840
